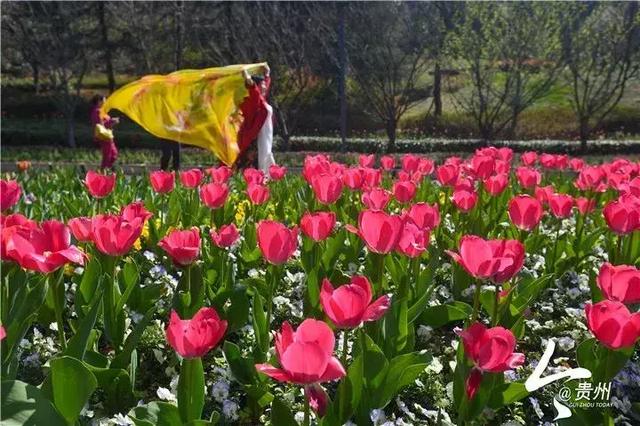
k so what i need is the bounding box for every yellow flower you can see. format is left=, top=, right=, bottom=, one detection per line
left=63, top=263, right=75, bottom=276
left=439, top=191, right=447, bottom=205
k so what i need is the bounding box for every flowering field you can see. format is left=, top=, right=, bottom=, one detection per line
left=1, top=148, right=640, bottom=426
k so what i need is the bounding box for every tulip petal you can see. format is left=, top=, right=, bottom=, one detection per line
left=319, top=357, right=346, bottom=382
left=363, top=295, right=391, bottom=322
left=255, top=364, right=292, bottom=382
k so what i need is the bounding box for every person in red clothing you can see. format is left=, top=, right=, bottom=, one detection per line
left=90, top=94, right=120, bottom=169
left=236, top=64, right=275, bottom=171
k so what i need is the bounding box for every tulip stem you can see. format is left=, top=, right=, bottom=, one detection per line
left=303, top=386, right=310, bottom=426
left=51, top=270, right=67, bottom=350
left=470, top=280, right=482, bottom=323
left=492, top=284, right=500, bottom=326
left=341, top=329, right=349, bottom=367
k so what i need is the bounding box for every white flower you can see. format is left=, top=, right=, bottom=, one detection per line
left=156, top=387, right=176, bottom=403
left=567, top=287, right=582, bottom=300
left=49, top=322, right=58, bottom=332
left=248, top=269, right=260, bottom=278
left=417, top=325, right=433, bottom=342
left=110, top=413, right=133, bottom=425
left=558, top=336, right=575, bottom=352
left=169, top=375, right=179, bottom=394
left=426, top=357, right=443, bottom=374
left=222, top=399, right=239, bottom=421
left=211, top=380, right=229, bottom=402
left=370, top=409, right=386, bottom=425
left=143, top=250, right=156, bottom=261
left=294, top=412, right=305, bottom=423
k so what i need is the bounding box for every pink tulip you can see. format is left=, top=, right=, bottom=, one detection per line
left=247, top=183, right=270, bottom=205
left=548, top=193, right=573, bottom=218
left=395, top=221, right=428, bottom=258
left=342, top=168, right=364, bottom=190
left=534, top=185, right=555, bottom=205
left=452, top=190, right=478, bottom=213
left=508, top=195, right=543, bottom=231
left=120, top=201, right=153, bottom=223
left=300, top=212, right=336, bottom=242
left=405, top=202, right=440, bottom=231
left=243, top=168, right=265, bottom=185
left=207, top=166, right=233, bottom=184
left=255, top=319, right=345, bottom=384
left=520, top=151, right=537, bottom=166
left=199, top=183, right=229, bottom=209
left=269, top=164, right=287, bottom=181
left=85, top=171, right=116, bottom=198
left=401, top=154, right=420, bottom=173
left=68, top=217, right=93, bottom=242
left=210, top=224, right=240, bottom=248
left=585, top=300, right=640, bottom=350
left=353, top=210, right=404, bottom=254
left=458, top=323, right=524, bottom=399
left=436, top=164, right=459, bottom=187
left=158, top=227, right=201, bottom=266
left=179, top=168, right=204, bottom=189
left=483, top=174, right=508, bottom=196
left=393, top=180, right=417, bottom=203
left=320, top=276, right=390, bottom=328
left=470, top=155, right=495, bottom=179
left=362, top=168, right=382, bottom=188
left=166, top=307, right=227, bottom=358
left=380, top=155, right=395, bottom=171
left=257, top=220, right=298, bottom=264
left=1, top=214, right=37, bottom=260
left=149, top=170, right=175, bottom=194
left=0, top=180, right=21, bottom=211
left=597, top=263, right=640, bottom=304
left=515, top=167, right=541, bottom=189
left=311, top=174, right=343, bottom=205
left=361, top=188, right=391, bottom=211
left=446, top=235, right=525, bottom=283
left=575, top=166, right=606, bottom=192
left=359, top=154, right=375, bottom=168
left=91, top=214, right=144, bottom=256
left=4, top=220, right=86, bottom=273
left=603, top=195, right=640, bottom=234
left=575, top=197, right=595, bottom=215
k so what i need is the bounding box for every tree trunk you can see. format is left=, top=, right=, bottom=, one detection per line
left=338, top=9, right=348, bottom=147
left=433, top=61, right=442, bottom=117
left=579, top=118, right=589, bottom=153
left=98, top=2, right=116, bottom=93
left=507, top=108, right=519, bottom=140
left=385, top=118, right=397, bottom=153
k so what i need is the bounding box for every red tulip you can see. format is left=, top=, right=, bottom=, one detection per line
left=361, top=188, right=391, bottom=211
left=418, top=158, right=435, bottom=176
left=392, top=180, right=417, bottom=203
left=483, top=174, right=508, bottom=196
left=210, top=224, right=240, bottom=248
left=401, top=154, right=420, bottom=173
left=257, top=220, right=298, bottom=264
left=1, top=214, right=37, bottom=260
left=597, top=263, right=640, bottom=304
left=576, top=197, right=595, bottom=215
left=303, top=155, right=331, bottom=184
left=446, top=235, right=525, bottom=283
left=359, top=154, right=375, bottom=168
left=452, top=190, right=478, bottom=213
left=269, top=164, right=287, bottom=181
left=207, top=166, right=233, bottom=184
left=255, top=319, right=345, bottom=384
left=354, top=210, right=404, bottom=254
left=85, top=171, right=116, bottom=198
left=497, top=147, right=514, bottom=163
left=166, top=307, right=227, bottom=358
left=68, top=217, right=93, bottom=242
left=362, top=168, right=382, bottom=188
left=395, top=221, right=428, bottom=258
left=320, top=276, right=390, bottom=328
left=342, top=168, right=364, bottom=190
left=91, top=214, right=144, bottom=256
left=515, top=167, right=541, bottom=189
left=312, top=174, right=343, bottom=204
left=149, top=170, right=175, bottom=194
left=603, top=195, right=640, bottom=235
left=120, top=201, right=153, bottom=223
left=585, top=300, right=640, bottom=350
left=199, top=183, right=229, bottom=209
left=300, top=211, right=336, bottom=242
left=179, top=168, right=204, bottom=189
left=458, top=323, right=524, bottom=399
left=575, top=166, right=606, bottom=192
left=470, top=155, right=495, bottom=179
left=508, top=195, right=543, bottom=231
left=548, top=193, right=573, bottom=218
left=436, top=164, right=459, bottom=187
left=243, top=168, right=264, bottom=185
left=0, top=180, right=21, bottom=211
left=405, top=202, right=440, bottom=231
left=380, top=155, right=395, bottom=171
left=520, top=152, right=537, bottom=166
left=247, top=183, right=270, bottom=205
left=159, top=227, right=201, bottom=266
left=4, top=220, right=86, bottom=273
left=534, top=185, right=555, bottom=205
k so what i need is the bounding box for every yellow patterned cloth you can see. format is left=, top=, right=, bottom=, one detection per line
left=101, top=63, right=266, bottom=166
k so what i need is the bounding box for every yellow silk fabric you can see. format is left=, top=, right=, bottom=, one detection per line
left=101, top=63, right=266, bottom=166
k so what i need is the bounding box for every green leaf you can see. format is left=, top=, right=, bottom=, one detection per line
left=115, top=260, right=139, bottom=314
left=376, top=351, right=431, bottom=409
left=75, top=258, right=102, bottom=317
left=177, top=358, right=205, bottom=423
left=1, top=380, right=66, bottom=426
left=129, top=401, right=182, bottom=426
left=225, top=288, right=250, bottom=333
left=252, top=293, right=268, bottom=360
left=324, top=354, right=363, bottom=425
left=223, top=341, right=256, bottom=385
left=44, top=356, right=98, bottom=425
left=64, top=289, right=102, bottom=360
left=270, top=397, right=298, bottom=426
left=418, top=302, right=472, bottom=328
left=111, top=305, right=156, bottom=369
left=85, top=364, right=135, bottom=414
left=361, top=333, right=388, bottom=391
left=488, top=382, right=529, bottom=409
